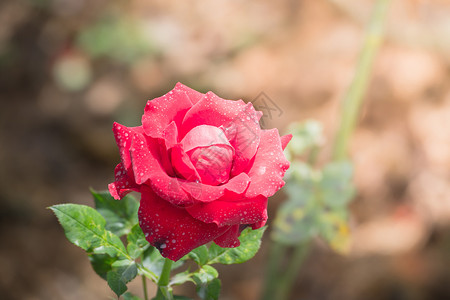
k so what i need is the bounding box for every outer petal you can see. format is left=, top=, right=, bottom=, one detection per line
left=138, top=185, right=231, bottom=261
left=245, top=129, right=290, bottom=198
left=108, top=163, right=140, bottom=200
left=181, top=92, right=262, bottom=175
left=280, top=134, right=293, bottom=150
left=142, top=87, right=192, bottom=138
left=112, top=122, right=143, bottom=177
left=186, top=195, right=268, bottom=227
left=213, top=225, right=240, bottom=248
left=180, top=172, right=250, bottom=203
left=174, top=82, right=204, bottom=105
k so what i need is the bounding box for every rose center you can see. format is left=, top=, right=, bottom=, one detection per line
left=181, top=125, right=234, bottom=185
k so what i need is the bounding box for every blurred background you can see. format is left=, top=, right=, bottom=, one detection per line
left=1, top=0, right=450, bottom=299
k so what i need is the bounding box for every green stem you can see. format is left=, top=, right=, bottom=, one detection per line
left=332, top=0, right=391, bottom=160
left=274, top=242, right=311, bottom=300
left=261, top=243, right=287, bottom=300
left=142, top=275, right=149, bottom=300
left=155, top=258, right=173, bottom=299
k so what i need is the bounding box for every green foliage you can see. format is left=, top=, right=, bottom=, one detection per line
left=285, top=120, right=324, bottom=158
left=193, top=266, right=220, bottom=300
left=89, top=253, right=117, bottom=280
left=208, top=227, right=266, bottom=265
left=123, top=292, right=142, bottom=300
left=127, top=224, right=150, bottom=259
left=52, top=189, right=267, bottom=299
left=77, top=15, right=157, bottom=63
left=273, top=121, right=355, bottom=253
left=273, top=161, right=354, bottom=252
left=91, top=189, right=139, bottom=236
left=107, top=259, right=138, bottom=296
left=188, top=245, right=209, bottom=266
left=49, top=204, right=128, bottom=258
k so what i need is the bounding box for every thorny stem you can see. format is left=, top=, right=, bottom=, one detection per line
left=332, top=0, right=391, bottom=160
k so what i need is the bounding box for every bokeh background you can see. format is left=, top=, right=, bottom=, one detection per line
left=1, top=0, right=450, bottom=299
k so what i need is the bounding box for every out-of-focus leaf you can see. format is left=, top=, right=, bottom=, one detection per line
left=320, top=161, right=355, bottom=208
left=52, top=53, right=92, bottom=91
left=319, top=211, right=351, bottom=254
left=272, top=187, right=318, bottom=245
left=286, top=120, right=324, bottom=157
left=77, top=16, right=157, bottom=63
left=49, top=204, right=127, bottom=258
left=91, top=189, right=139, bottom=236
left=272, top=159, right=355, bottom=248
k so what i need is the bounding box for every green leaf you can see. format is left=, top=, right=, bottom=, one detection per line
left=196, top=278, right=221, bottom=300
left=141, top=246, right=186, bottom=277
left=192, top=265, right=218, bottom=284
left=107, top=259, right=138, bottom=297
left=49, top=204, right=128, bottom=258
left=123, top=292, right=142, bottom=300
left=173, top=296, right=194, bottom=300
left=170, top=270, right=194, bottom=286
left=141, top=246, right=166, bottom=277
left=91, top=189, right=139, bottom=236
left=89, top=253, right=117, bottom=280
left=127, top=224, right=150, bottom=259
left=208, top=227, right=266, bottom=265
left=188, top=245, right=209, bottom=266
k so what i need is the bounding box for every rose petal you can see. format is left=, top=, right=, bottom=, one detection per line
left=163, top=121, right=179, bottom=150
left=108, top=163, right=140, bottom=200
left=181, top=93, right=262, bottom=175
left=213, top=224, right=240, bottom=248
left=139, top=185, right=231, bottom=261
left=171, top=144, right=201, bottom=182
left=128, top=130, right=193, bottom=206
left=280, top=134, right=293, bottom=150
left=180, top=172, right=251, bottom=203
left=127, top=130, right=247, bottom=206
left=186, top=195, right=268, bottom=227
left=181, top=125, right=231, bottom=152
left=142, top=87, right=192, bottom=138
left=112, top=122, right=143, bottom=176
left=245, top=129, right=290, bottom=198
left=174, top=82, right=204, bottom=105
left=188, top=145, right=234, bottom=185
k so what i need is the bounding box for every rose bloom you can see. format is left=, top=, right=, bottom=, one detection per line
left=109, top=83, right=291, bottom=261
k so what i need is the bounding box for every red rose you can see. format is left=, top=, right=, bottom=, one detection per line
left=109, top=83, right=291, bottom=261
